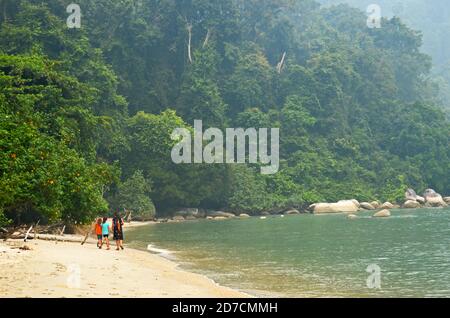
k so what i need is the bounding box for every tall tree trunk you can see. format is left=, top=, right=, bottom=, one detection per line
left=187, top=23, right=193, bottom=64
left=202, top=29, right=211, bottom=48
left=276, top=52, right=286, bottom=74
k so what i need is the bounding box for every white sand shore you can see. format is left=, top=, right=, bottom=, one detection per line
left=0, top=237, right=249, bottom=298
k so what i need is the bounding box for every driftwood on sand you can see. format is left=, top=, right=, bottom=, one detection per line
left=34, top=220, right=40, bottom=239
left=5, top=232, right=91, bottom=243
left=1, top=223, right=95, bottom=245
left=81, top=232, right=89, bottom=245
left=59, top=225, right=66, bottom=236
left=23, top=225, right=33, bottom=242
left=2, top=226, right=21, bottom=241
left=39, top=234, right=94, bottom=244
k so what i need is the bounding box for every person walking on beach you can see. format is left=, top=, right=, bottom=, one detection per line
left=101, top=217, right=111, bottom=250
left=95, top=218, right=103, bottom=249
left=112, top=212, right=124, bottom=251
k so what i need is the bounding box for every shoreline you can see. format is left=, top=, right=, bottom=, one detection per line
left=3, top=206, right=446, bottom=298
left=0, top=231, right=250, bottom=298
left=123, top=221, right=259, bottom=297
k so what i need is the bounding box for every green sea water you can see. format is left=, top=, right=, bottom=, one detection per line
left=126, top=208, right=450, bottom=297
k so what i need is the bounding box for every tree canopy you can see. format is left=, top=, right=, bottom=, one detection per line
left=0, top=0, right=449, bottom=224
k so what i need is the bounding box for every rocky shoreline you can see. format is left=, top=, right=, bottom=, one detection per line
left=156, top=188, right=450, bottom=223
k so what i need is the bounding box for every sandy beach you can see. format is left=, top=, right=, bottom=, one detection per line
left=0, top=231, right=249, bottom=298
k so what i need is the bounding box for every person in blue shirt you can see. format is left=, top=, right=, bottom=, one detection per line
left=101, top=217, right=111, bottom=250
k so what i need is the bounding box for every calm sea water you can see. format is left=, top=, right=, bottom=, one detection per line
left=126, top=208, right=450, bottom=297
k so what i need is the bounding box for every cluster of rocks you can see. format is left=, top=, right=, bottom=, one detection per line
left=163, top=188, right=449, bottom=222
left=308, top=200, right=399, bottom=214
left=163, top=209, right=252, bottom=222
left=403, top=189, right=448, bottom=209
left=309, top=188, right=449, bottom=219
left=164, top=207, right=307, bottom=222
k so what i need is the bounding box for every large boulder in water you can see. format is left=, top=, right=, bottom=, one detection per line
left=174, top=208, right=199, bottom=217
left=351, top=199, right=360, bottom=208
left=416, top=196, right=425, bottom=204
left=373, top=209, right=391, bottom=218
left=423, top=188, right=437, bottom=198
left=403, top=200, right=421, bottom=209
left=405, top=189, right=418, bottom=201
left=207, top=211, right=236, bottom=218
left=380, top=202, right=394, bottom=209
left=425, top=196, right=447, bottom=207
left=214, top=216, right=228, bottom=220
left=313, top=200, right=359, bottom=214
left=370, top=201, right=381, bottom=209
left=423, top=189, right=448, bottom=207
left=360, top=202, right=376, bottom=210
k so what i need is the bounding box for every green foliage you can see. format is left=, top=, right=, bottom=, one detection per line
left=116, top=170, right=155, bottom=220
left=0, top=53, right=116, bottom=224
left=0, top=208, right=11, bottom=227
left=227, top=165, right=273, bottom=214
left=0, top=0, right=449, bottom=224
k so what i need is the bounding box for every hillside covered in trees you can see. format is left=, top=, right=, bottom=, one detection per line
left=320, top=0, right=450, bottom=113
left=0, top=0, right=449, bottom=226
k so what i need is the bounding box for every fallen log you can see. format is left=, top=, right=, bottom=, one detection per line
left=37, top=234, right=92, bottom=244
left=7, top=234, right=32, bottom=240
left=2, top=228, right=14, bottom=241
left=12, top=233, right=95, bottom=244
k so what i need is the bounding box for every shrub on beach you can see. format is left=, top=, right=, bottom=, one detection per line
left=0, top=209, right=11, bottom=227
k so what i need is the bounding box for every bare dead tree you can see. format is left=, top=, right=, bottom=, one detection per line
left=276, top=52, right=287, bottom=74
left=187, top=23, right=193, bottom=64
left=202, top=29, right=211, bottom=48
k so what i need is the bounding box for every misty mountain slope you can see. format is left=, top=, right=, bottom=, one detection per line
left=318, top=0, right=450, bottom=112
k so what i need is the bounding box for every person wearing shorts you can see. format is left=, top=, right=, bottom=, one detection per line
left=95, top=218, right=103, bottom=248
left=101, top=217, right=111, bottom=250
